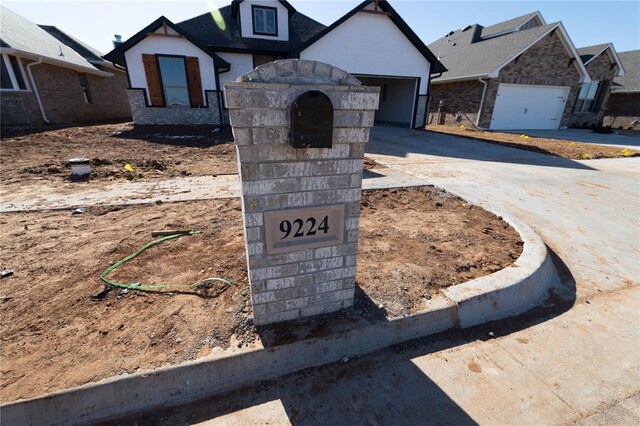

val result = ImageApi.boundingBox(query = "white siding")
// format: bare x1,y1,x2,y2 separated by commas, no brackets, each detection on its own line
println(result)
217,52,255,93
239,0,289,41
299,11,431,94
124,35,218,102
357,76,417,124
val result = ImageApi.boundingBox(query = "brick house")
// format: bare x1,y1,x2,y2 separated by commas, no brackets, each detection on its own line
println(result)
569,44,625,128
427,12,592,130
604,50,639,130
103,0,445,128
0,6,130,126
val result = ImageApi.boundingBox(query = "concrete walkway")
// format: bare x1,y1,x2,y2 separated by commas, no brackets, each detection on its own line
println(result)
0,167,424,212
142,127,639,424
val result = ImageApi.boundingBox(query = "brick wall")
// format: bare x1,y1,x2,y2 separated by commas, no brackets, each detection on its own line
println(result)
30,62,131,124
226,59,379,325
128,89,222,126
0,91,43,126
569,52,618,128
428,30,582,129
427,80,484,127
603,93,640,129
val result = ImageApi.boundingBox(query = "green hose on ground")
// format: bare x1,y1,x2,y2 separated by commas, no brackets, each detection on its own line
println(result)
100,230,233,293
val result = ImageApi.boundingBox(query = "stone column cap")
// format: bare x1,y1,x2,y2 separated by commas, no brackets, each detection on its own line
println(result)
235,59,362,87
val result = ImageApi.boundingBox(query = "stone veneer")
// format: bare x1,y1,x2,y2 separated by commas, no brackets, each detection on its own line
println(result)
127,89,222,126
226,59,379,325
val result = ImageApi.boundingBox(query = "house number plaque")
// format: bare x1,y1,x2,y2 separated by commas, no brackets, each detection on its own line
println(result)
264,205,345,254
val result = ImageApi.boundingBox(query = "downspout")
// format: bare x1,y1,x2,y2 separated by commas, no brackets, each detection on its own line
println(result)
26,57,50,124
476,78,488,128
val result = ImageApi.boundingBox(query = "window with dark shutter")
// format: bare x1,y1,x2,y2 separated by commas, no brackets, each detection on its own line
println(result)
142,54,164,106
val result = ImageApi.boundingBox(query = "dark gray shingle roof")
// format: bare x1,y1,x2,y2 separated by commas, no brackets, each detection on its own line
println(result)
480,12,539,38
0,6,105,73
612,50,640,92
429,23,557,81
39,25,105,63
176,4,326,54
577,44,610,64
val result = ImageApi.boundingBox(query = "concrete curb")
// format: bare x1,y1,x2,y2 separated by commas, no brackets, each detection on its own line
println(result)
0,203,560,425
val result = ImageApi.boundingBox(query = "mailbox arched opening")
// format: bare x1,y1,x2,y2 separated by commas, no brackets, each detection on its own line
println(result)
290,90,334,149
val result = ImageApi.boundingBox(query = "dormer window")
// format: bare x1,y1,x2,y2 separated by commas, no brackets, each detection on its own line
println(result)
252,5,277,36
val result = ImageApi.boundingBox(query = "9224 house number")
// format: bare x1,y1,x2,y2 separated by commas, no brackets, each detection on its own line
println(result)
263,205,345,254
279,216,329,239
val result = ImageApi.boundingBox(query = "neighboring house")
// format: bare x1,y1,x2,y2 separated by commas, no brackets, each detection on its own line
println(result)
569,43,625,128
103,0,445,128
604,50,639,130
427,12,591,130
0,6,131,126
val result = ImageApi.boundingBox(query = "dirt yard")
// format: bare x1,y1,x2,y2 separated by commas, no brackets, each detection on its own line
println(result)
0,186,521,402
0,123,236,189
426,124,640,160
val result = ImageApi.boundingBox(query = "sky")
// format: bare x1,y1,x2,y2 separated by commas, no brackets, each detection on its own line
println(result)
3,0,639,55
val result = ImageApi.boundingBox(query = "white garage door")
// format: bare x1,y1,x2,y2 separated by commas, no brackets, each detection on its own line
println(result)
490,84,570,130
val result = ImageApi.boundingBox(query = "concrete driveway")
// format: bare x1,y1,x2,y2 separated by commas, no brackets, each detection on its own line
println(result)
147,127,640,424
505,128,640,148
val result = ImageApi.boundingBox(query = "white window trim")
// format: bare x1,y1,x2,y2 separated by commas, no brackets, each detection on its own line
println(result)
1,54,31,92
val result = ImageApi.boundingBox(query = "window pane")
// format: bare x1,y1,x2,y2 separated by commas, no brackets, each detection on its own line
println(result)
586,81,600,100
158,57,187,87
158,56,189,106
583,99,595,112
1,57,12,89
577,83,589,100
573,98,585,112
9,56,26,89
255,10,264,32
164,87,189,106
266,10,276,33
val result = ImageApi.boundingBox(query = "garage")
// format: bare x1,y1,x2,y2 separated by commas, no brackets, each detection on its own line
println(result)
490,84,570,130
356,75,418,127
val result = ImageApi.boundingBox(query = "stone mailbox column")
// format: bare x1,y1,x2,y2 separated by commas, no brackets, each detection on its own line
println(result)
225,59,379,325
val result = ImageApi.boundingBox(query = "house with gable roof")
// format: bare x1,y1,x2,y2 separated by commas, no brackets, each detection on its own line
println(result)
0,6,130,126
103,0,445,128
604,50,639,130
427,12,606,130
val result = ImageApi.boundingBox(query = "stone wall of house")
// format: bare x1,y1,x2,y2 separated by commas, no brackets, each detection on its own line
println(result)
427,80,485,128
569,52,619,128
0,91,43,126
428,30,582,129
128,89,222,126
226,59,379,325
603,93,640,129
31,62,131,124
